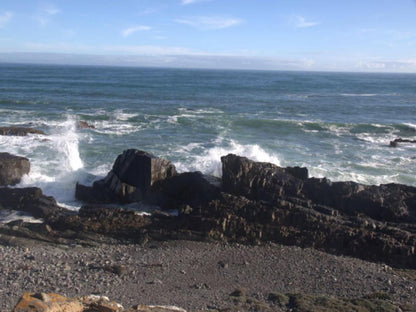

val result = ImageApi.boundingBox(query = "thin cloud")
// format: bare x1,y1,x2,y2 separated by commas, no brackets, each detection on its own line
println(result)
122,25,151,38
139,7,159,16
292,15,319,28
181,0,212,5
0,11,13,28
35,4,61,26
175,16,243,30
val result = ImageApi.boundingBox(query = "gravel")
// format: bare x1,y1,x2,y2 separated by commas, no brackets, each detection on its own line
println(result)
1,240,415,311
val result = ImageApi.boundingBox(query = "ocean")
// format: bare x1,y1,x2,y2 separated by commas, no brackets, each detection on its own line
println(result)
0,63,415,211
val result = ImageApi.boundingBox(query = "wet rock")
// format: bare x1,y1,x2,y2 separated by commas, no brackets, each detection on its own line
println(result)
0,187,65,219
76,149,177,204
77,120,95,129
0,126,45,136
0,153,30,186
390,138,416,147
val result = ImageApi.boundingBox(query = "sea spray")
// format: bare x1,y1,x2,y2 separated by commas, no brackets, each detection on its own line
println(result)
175,139,281,177
19,115,86,209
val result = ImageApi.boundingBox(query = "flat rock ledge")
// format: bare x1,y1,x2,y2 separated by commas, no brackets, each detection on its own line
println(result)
13,293,186,312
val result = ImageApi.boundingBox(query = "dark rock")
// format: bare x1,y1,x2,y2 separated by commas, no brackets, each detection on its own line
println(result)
76,149,177,203
302,179,416,223
77,120,95,129
221,154,307,202
189,192,416,268
0,126,45,136
390,137,416,147
0,153,30,186
152,171,221,211
222,154,416,223
0,187,64,219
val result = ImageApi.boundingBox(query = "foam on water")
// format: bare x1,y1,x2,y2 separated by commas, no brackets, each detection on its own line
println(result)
175,139,281,177
15,115,87,209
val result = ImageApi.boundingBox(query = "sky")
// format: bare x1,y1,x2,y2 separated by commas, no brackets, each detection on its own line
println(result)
0,0,416,72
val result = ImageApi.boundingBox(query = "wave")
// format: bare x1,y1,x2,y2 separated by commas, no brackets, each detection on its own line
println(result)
174,139,281,177
340,93,377,97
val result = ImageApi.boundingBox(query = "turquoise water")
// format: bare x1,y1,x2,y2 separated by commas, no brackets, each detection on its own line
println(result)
0,63,415,208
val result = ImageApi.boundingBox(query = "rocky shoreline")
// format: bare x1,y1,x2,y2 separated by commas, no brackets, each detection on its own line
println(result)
1,128,416,311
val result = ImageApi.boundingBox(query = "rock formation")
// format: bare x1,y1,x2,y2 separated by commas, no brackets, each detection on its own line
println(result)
0,187,66,219
76,149,177,203
0,153,30,186
2,151,416,269
0,127,45,136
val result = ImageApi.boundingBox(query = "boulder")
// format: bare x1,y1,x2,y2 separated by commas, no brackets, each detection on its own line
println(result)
0,126,45,136
0,187,64,220
13,293,186,312
0,153,30,186
12,293,83,312
221,153,307,202
76,150,177,203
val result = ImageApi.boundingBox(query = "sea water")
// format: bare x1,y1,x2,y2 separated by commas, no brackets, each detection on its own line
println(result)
0,63,415,211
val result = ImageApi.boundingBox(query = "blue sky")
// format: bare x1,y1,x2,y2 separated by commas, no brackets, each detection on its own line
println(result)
0,0,416,72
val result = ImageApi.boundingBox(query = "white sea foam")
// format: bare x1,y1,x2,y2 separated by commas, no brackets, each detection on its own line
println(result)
340,93,377,97
12,115,87,208
0,210,43,224
113,109,139,121
175,139,280,177
403,122,416,131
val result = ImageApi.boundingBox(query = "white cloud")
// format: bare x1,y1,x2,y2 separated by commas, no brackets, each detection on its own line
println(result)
0,11,13,28
122,25,151,38
181,0,212,5
175,16,243,30
292,15,319,28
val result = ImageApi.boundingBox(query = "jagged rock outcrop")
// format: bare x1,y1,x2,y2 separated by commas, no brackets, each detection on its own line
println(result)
76,149,177,203
13,293,187,312
4,151,416,269
221,154,416,223
221,153,308,201
0,153,30,186
0,187,65,220
0,127,45,136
